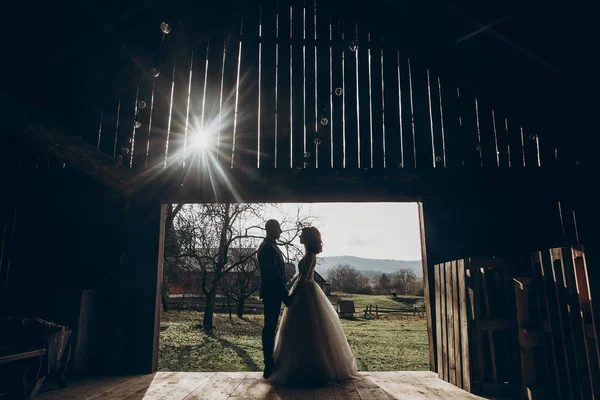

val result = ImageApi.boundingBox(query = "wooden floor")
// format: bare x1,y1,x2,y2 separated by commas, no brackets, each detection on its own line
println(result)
36,371,489,399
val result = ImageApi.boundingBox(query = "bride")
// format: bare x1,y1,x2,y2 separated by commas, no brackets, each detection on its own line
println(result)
269,226,358,385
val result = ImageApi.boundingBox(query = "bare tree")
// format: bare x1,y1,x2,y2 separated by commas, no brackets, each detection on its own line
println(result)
169,203,317,332
378,273,391,294
219,249,260,318
327,264,370,294
393,268,417,295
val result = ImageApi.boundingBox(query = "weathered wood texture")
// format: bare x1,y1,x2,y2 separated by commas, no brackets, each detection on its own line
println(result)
434,257,520,397
71,1,558,176
36,371,489,400
520,246,600,400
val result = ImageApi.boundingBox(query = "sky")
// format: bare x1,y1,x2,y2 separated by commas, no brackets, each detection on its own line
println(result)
264,203,422,261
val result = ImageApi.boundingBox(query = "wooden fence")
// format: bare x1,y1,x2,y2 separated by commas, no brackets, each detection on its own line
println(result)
514,245,600,400
81,0,553,175
363,304,425,318
434,257,520,397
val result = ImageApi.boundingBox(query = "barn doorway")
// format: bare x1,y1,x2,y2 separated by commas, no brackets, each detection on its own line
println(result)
157,202,428,373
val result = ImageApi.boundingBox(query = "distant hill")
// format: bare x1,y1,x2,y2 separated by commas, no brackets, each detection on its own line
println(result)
316,256,423,278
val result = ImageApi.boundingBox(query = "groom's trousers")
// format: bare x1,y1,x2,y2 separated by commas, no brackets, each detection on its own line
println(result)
262,299,282,368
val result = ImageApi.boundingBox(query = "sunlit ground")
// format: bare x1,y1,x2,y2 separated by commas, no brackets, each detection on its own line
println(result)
159,294,429,372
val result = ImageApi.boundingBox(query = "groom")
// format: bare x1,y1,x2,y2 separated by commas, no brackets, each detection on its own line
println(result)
257,219,292,378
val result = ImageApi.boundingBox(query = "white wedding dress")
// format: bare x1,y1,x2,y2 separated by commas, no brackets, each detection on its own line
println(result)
269,253,359,385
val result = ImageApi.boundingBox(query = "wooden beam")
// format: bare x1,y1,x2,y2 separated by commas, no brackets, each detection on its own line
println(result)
419,202,437,371
0,93,134,195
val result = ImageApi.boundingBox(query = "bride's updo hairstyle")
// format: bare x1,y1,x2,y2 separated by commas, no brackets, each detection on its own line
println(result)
301,226,323,254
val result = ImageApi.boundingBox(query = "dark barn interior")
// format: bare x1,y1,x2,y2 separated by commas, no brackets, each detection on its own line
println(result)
1,0,598,399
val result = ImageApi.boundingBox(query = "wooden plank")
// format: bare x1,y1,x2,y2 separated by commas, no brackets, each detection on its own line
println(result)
313,0,330,169
556,247,593,399
344,19,359,170
240,378,272,399
369,33,384,169
0,348,45,363
185,372,249,400
457,259,470,391
325,8,350,170
266,385,292,400
87,374,166,400
381,46,400,170
290,386,313,400
435,264,443,375
572,247,600,398
304,0,317,169
550,249,582,400
470,262,484,388
451,260,462,389
313,385,335,400
408,59,432,169
531,251,562,397
418,202,436,372
539,250,573,399
398,55,414,169
291,0,305,170
579,245,600,373
427,70,445,168
479,268,498,384
258,0,277,170
277,0,292,169
445,262,456,385
332,380,361,400
238,4,261,170
440,261,448,381
37,376,134,400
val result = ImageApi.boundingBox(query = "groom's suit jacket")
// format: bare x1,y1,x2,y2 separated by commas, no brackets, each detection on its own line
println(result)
257,238,288,302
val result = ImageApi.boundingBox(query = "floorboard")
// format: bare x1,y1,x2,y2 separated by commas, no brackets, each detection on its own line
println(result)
36,371,490,400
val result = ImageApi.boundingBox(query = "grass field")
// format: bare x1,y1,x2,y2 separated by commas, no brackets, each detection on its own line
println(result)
159,294,429,372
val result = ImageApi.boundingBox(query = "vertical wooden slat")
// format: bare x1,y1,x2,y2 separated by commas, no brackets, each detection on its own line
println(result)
130,86,139,168
581,245,600,382
230,19,245,168
260,1,277,170
457,91,478,168
112,99,122,159
418,203,436,372
440,261,448,381
458,259,470,391
304,0,316,168
572,247,600,398
438,80,460,168
398,56,414,169
541,250,573,399
163,64,176,168
470,263,485,388
480,268,498,384
435,264,443,375
427,71,444,168
277,1,291,168
382,47,400,169
532,251,564,398
330,11,343,170
239,6,260,169
409,60,431,169
452,260,462,389
344,20,359,169
558,247,594,399
369,33,384,169
291,1,304,169
476,100,497,168
554,248,592,399
168,54,192,169
315,1,330,169
446,261,456,385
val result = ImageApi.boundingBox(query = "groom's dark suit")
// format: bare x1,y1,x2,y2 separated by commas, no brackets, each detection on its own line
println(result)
257,237,289,372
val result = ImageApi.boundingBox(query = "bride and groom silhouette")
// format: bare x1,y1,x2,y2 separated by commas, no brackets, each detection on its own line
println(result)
257,219,358,385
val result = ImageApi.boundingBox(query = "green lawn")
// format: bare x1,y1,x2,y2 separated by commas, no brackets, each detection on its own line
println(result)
159,295,429,372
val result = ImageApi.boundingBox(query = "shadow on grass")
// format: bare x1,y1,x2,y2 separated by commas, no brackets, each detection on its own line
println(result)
391,297,421,306
208,333,261,371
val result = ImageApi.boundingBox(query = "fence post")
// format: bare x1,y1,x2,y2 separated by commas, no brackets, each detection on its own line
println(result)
376,305,379,319
364,307,368,318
